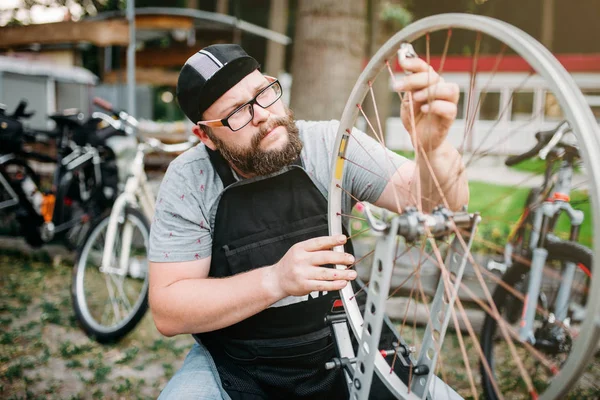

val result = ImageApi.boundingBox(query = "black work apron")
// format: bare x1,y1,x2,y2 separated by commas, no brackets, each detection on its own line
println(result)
195,149,348,400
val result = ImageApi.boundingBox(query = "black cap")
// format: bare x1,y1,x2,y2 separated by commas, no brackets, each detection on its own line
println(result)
176,44,260,123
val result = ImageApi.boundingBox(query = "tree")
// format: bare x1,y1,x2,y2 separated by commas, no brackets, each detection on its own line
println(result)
289,0,367,121
264,0,288,77
362,0,412,140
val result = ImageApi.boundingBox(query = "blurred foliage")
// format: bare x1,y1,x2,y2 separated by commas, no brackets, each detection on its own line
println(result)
1,0,193,26
379,2,413,31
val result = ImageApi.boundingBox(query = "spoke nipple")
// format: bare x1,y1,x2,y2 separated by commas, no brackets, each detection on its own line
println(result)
530,390,539,400
345,128,351,134
356,104,362,110
380,349,395,357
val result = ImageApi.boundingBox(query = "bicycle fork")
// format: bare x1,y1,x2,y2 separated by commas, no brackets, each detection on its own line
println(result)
519,200,584,343
99,191,137,276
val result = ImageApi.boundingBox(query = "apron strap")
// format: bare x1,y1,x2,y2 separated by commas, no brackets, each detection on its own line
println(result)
206,147,237,187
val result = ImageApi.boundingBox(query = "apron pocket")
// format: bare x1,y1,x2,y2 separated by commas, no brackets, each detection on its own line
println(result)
223,221,329,275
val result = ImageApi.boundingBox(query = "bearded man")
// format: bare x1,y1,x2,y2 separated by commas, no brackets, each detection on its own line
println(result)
149,43,468,399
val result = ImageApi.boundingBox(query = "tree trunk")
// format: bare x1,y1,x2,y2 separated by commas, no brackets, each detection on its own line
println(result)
216,0,229,15
540,0,555,50
289,0,367,121
265,0,289,77
363,0,409,140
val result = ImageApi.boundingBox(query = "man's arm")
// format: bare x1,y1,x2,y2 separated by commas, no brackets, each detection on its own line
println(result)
150,257,280,336
374,57,469,212
149,235,357,336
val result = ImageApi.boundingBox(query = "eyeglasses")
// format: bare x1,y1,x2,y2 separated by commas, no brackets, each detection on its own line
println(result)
197,78,283,132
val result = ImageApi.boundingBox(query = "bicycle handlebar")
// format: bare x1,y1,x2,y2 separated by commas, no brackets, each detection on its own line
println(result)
504,121,572,166
505,140,546,166
92,97,139,129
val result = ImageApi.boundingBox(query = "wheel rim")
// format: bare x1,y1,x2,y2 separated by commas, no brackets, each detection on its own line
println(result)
328,13,600,400
75,211,149,335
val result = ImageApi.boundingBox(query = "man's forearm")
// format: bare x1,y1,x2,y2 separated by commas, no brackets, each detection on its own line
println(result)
417,141,469,211
151,265,283,336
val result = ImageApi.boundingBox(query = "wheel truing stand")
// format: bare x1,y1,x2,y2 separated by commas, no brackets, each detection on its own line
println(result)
328,206,479,400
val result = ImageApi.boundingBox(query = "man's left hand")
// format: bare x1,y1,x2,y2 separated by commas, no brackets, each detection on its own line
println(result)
394,57,460,153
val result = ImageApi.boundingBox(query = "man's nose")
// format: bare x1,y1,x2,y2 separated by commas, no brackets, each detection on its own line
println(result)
251,103,270,125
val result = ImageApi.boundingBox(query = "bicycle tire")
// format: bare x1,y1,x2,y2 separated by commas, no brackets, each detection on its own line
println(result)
72,206,150,343
60,165,110,251
480,239,593,399
327,13,600,400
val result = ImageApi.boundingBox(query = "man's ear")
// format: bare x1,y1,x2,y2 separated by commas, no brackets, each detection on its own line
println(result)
192,124,217,150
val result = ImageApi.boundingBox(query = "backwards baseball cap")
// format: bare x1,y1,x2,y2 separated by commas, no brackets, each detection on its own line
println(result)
176,44,260,123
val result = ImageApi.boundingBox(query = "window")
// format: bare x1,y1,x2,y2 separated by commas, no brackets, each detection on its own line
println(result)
582,89,600,122
544,92,564,121
511,91,534,121
456,90,465,120
479,91,501,121
390,91,401,118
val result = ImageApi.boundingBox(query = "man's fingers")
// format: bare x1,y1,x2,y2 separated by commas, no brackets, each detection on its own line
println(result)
301,235,346,252
412,82,459,104
310,279,351,292
310,250,354,267
420,100,458,120
394,69,441,93
399,57,431,74
309,265,357,282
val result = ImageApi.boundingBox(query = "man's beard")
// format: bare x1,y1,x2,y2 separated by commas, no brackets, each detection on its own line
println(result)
207,108,303,176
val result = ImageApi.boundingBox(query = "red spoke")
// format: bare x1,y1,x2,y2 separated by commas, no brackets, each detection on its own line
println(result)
461,32,482,153
348,249,375,270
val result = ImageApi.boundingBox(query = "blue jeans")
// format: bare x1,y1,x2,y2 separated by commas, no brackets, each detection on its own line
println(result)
158,341,231,400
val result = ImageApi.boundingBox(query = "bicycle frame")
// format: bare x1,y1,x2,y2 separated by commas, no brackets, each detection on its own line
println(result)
99,136,195,276
0,154,23,211
511,154,585,343
100,141,155,276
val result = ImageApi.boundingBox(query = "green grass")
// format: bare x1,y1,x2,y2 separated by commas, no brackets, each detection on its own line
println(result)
508,157,582,175
507,157,547,174
0,250,194,399
468,181,592,248
394,149,415,159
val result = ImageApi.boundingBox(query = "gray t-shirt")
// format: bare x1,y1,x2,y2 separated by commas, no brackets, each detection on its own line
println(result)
148,120,406,263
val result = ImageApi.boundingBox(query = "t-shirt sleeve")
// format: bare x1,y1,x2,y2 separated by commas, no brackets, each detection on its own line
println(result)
148,165,212,263
302,120,408,205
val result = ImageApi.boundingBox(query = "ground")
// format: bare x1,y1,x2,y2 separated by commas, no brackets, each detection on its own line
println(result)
0,249,194,400
1,247,598,399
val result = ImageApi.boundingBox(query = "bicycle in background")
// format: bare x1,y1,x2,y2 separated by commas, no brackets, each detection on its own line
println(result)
479,120,593,399
0,100,124,249
71,97,197,343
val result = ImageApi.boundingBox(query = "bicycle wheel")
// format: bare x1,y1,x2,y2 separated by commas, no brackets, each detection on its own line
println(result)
327,13,600,400
72,206,150,343
480,239,593,399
